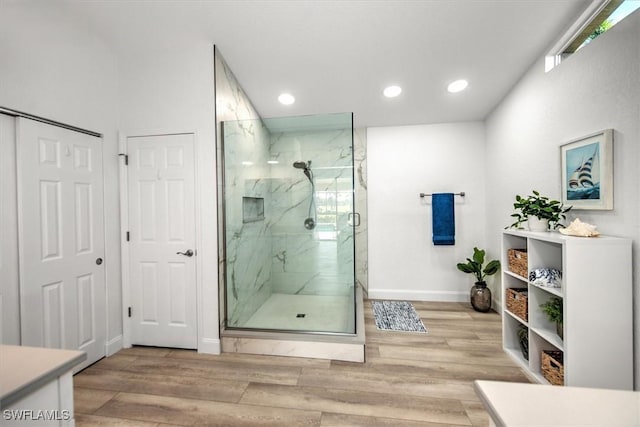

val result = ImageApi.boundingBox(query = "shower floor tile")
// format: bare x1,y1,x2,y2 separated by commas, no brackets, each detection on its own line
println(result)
242,293,352,333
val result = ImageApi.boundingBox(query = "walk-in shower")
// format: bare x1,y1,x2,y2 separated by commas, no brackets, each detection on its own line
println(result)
220,112,357,338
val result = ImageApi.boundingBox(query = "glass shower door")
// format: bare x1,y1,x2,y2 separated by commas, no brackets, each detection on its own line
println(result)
222,113,356,334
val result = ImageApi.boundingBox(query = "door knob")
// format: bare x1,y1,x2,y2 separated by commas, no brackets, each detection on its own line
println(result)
176,249,194,257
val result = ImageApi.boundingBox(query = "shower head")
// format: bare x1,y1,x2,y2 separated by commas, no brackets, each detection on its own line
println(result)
293,160,313,183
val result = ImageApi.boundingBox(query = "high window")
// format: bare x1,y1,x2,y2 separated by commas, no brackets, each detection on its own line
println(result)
546,0,640,72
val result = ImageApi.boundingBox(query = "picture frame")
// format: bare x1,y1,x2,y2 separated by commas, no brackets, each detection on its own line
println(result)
560,129,613,210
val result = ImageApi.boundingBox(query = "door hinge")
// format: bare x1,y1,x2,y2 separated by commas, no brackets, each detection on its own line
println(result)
119,153,129,165
128,307,132,318
126,231,130,241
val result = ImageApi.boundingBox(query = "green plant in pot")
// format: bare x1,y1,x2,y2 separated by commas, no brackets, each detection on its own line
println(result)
456,247,501,313
540,296,563,339
508,190,572,231
517,324,529,361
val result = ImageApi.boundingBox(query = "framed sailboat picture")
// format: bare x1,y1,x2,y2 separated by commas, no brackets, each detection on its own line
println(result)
560,129,613,210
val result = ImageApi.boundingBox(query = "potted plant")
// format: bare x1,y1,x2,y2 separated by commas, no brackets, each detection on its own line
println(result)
508,190,572,231
540,297,563,339
517,324,529,361
456,247,501,312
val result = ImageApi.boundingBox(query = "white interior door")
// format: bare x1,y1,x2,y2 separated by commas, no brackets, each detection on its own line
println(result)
127,133,197,349
17,118,106,371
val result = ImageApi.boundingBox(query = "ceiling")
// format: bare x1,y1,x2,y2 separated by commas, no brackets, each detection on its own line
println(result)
61,0,590,128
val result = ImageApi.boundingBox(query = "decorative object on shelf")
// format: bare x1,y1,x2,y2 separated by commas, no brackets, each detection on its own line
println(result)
507,248,528,278
506,288,528,321
456,247,500,312
529,268,562,288
540,296,563,339
541,350,564,386
527,216,548,232
517,324,529,361
561,129,613,211
507,190,572,231
558,218,600,237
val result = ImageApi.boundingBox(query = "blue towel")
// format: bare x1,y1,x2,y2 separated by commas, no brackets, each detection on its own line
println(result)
432,193,455,245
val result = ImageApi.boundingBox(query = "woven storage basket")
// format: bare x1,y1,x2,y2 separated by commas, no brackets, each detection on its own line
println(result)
505,288,528,321
541,350,564,386
507,248,528,278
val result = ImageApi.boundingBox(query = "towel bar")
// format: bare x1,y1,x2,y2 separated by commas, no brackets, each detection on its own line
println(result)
420,192,465,198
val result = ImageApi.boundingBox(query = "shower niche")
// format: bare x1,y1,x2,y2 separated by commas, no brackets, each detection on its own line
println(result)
221,112,358,340
242,197,264,223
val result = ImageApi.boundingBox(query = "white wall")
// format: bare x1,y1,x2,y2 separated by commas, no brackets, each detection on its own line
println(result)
0,1,122,350
367,122,491,301
118,43,219,353
485,11,640,388
1,2,220,354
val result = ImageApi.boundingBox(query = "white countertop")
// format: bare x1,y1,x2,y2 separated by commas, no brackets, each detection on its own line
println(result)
474,380,640,427
0,345,86,407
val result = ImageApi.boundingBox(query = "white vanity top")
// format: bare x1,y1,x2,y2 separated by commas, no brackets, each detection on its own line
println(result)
474,380,640,426
0,345,86,407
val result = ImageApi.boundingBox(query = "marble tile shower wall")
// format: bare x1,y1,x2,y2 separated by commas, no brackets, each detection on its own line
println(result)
353,128,368,295
223,119,274,327
269,129,355,297
215,49,273,327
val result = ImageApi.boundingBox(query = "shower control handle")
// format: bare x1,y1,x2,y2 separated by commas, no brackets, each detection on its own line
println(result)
176,249,194,257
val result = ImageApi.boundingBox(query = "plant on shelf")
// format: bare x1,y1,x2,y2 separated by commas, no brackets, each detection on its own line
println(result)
517,324,529,361
456,247,501,313
507,190,572,231
540,296,563,339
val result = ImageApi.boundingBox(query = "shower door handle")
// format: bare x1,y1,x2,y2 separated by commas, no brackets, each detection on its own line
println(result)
348,212,361,227
177,249,194,257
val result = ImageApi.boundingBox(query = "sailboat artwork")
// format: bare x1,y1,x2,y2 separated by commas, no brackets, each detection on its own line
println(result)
561,129,613,210
567,142,600,200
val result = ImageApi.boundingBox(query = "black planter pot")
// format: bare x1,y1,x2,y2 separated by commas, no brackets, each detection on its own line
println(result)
470,281,492,312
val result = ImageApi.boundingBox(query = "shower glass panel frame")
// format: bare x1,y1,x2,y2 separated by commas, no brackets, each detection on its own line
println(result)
221,112,356,335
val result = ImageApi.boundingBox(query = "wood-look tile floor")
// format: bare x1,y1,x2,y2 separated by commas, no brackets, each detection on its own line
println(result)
74,301,531,426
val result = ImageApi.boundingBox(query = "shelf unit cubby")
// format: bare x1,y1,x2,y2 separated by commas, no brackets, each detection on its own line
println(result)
501,229,633,390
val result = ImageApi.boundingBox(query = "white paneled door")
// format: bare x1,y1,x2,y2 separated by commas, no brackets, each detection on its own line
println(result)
17,118,106,371
127,134,197,348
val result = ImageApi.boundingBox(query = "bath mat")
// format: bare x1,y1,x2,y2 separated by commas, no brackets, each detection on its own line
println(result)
372,301,427,333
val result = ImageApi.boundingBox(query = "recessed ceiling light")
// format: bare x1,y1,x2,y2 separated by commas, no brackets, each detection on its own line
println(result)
267,160,279,165
447,79,469,93
241,161,253,166
278,93,295,105
383,85,402,98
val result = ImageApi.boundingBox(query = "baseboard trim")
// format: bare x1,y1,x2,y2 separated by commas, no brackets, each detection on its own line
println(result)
105,335,123,356
367,289,467,302
199,337,221,354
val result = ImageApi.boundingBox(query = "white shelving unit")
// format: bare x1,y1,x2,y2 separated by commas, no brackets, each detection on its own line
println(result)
501,229,633,390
